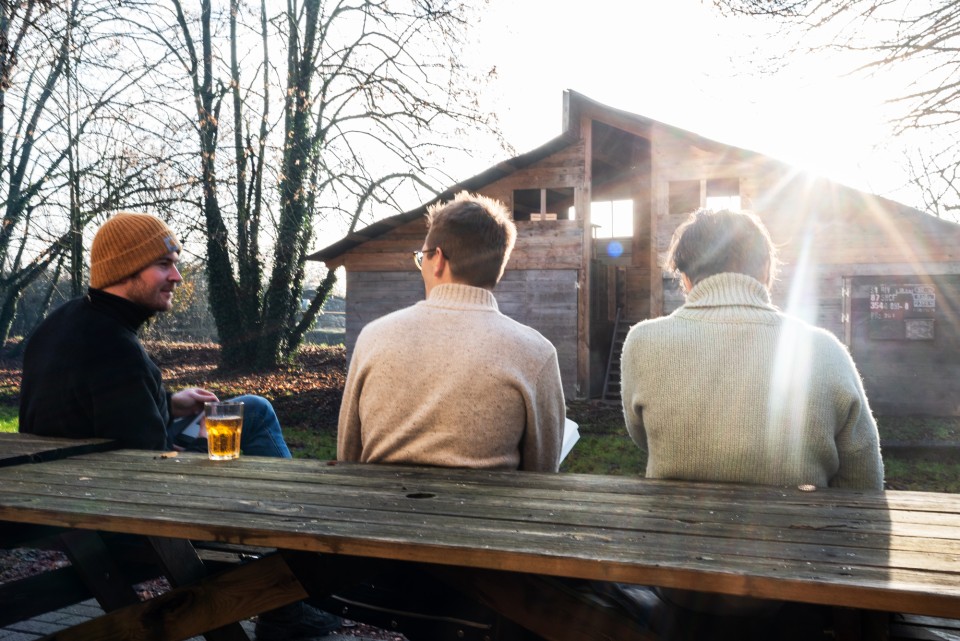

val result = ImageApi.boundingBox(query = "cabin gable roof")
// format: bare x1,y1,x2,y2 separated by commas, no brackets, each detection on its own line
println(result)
309,90,954,267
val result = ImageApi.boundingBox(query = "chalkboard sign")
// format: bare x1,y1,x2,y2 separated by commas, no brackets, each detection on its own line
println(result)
868,284,936,340
905,318,935,340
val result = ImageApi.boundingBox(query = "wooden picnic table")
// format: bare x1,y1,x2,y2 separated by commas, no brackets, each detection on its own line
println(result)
0,432,116,468
0,448,959,641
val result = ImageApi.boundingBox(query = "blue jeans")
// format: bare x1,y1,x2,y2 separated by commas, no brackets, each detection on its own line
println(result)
169,394,291,458
232,395,292,458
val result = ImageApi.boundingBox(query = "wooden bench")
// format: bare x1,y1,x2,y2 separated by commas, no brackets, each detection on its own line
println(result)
1,449,959,641
890,614,960,641
0,432,116,468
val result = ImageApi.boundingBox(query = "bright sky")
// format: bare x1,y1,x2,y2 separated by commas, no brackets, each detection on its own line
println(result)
462,0,918,208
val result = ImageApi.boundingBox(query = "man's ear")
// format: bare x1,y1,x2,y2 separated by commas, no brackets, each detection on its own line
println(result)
432,247,448,279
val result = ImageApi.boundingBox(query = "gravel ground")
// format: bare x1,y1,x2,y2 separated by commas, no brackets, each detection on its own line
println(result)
0,546,408,640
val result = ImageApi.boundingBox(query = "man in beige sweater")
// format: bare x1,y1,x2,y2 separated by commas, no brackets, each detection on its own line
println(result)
334,193,564,639
337,192,564,472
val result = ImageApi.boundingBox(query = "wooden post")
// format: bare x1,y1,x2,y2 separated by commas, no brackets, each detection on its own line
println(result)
648,141,664,318
576,116,593,399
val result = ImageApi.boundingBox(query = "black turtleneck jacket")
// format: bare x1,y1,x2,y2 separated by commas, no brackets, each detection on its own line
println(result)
19,288,172,450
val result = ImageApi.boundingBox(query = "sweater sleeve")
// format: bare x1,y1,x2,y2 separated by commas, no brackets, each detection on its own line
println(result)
620,328,648,451
831,347,885,490
520,350,565,472
337,339,366,462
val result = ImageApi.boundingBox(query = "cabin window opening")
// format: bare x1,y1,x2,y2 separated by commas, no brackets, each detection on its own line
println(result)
512,188,574,221
706,178,741,211
591,200,633,239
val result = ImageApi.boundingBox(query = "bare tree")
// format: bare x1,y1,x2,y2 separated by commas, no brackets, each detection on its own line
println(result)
137,0,498,369
0,0,192,344
713,0,960,217
907,141,960,219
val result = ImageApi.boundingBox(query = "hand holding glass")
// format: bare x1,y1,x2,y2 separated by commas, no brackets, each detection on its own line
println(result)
204,401,244,460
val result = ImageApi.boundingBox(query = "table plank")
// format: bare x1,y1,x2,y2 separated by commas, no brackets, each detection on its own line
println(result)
0,433,116,468
4,467,959,578
7,453,960,560
1,450,959,618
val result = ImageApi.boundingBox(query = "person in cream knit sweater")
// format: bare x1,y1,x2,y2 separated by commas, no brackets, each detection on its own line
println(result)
337,192,565,472
622,209,883,490
618,209,883,636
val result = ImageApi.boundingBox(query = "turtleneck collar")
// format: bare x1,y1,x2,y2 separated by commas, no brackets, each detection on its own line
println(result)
424,283,499,311
685,272,772,307
87,288,155,332
674,272,778,322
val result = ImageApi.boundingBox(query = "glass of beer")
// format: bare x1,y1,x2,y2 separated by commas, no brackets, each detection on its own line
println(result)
204,401,244,460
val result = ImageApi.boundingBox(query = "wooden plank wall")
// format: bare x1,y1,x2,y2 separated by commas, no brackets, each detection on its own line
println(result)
342,219,582,272
344,271,425,354
650,126,769,257
344,269,579,397
479,142,586,211
758,175,960,268
849,273,960,416
496,270,579,394
341,219,428,272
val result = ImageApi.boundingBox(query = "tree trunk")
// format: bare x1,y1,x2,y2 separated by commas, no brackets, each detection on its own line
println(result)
286,270,336,360
256,0,321,369
183,0,251,369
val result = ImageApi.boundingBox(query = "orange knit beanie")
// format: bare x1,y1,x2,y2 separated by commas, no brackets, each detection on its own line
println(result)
90,213,181,289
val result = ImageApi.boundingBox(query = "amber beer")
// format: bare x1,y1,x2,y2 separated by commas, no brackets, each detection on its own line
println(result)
204,401,244,460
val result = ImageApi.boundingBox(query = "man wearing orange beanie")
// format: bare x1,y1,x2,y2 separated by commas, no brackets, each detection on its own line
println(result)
19,212,342,639
19,212,295,455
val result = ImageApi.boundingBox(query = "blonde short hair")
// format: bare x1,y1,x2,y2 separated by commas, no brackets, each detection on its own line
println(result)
424,192,516,289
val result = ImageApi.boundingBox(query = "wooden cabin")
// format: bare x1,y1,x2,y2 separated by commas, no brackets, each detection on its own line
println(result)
309,90,960,416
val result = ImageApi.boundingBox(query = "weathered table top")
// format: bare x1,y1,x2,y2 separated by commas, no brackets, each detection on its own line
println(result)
0,449,958,619
0,432,116,468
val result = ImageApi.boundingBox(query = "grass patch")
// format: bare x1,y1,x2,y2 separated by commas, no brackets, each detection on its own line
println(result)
884,454,960,493
560,432,646,476
282,425,337,460
0,405,16,433
877,416,960,442
566,401,623,434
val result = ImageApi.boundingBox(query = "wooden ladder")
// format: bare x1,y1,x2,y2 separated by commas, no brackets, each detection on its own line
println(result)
602,307,629,403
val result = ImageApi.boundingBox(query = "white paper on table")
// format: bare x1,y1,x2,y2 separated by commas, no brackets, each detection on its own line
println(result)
560,418,580,463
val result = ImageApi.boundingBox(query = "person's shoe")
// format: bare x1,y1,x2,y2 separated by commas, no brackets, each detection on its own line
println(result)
255,601,342,640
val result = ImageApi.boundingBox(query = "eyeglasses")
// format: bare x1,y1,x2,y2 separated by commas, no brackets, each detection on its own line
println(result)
412,248,439,270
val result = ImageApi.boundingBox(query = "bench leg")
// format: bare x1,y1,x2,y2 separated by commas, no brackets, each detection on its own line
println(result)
149,536,251,641
34,553,306,641
833,607,890,641
58,530,141,611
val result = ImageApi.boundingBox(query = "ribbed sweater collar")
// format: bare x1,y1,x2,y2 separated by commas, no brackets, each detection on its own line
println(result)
86,287,155,332
674,272,777,322
424,283,499,311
